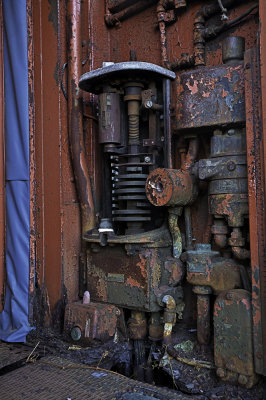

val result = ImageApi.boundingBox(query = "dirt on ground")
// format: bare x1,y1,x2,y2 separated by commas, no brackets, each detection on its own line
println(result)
25,322,266,400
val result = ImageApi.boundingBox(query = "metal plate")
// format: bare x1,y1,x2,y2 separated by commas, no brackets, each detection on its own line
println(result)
79,62,176,93
0,342,30,369
175,63,245,131
0,356,191,400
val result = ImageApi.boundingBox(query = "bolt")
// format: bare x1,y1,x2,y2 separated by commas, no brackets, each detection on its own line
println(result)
227,161,236,171
145,156,151,163
226,292,233,300
71,326,82,341
145,100,153,108
238,374,248,386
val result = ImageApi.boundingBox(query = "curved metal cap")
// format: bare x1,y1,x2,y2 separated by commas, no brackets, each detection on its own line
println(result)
79,61,176,93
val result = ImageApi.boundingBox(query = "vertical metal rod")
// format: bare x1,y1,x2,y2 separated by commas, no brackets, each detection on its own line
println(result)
67,0,95,235
197,294,211,345
184,206,193,249
163,78,172,169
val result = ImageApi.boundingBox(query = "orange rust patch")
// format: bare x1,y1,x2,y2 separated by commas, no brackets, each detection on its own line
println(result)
136,254,147,279
186,78,198,95
126,277,141,288
242,297,251,310
222,88,228,98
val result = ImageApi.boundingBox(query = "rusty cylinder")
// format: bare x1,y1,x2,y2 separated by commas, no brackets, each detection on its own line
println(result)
146,168,198,207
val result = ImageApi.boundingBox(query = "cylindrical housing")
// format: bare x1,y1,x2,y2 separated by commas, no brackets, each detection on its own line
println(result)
222,36,245,64
145,168,197,207
98,92,121,144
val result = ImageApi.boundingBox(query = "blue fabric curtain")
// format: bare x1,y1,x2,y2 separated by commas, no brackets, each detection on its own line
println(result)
0,0,32,341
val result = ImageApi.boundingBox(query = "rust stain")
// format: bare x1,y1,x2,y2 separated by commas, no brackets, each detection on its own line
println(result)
126,277,142,288
136,254,147,279
222,88,228,98
186,78,198,94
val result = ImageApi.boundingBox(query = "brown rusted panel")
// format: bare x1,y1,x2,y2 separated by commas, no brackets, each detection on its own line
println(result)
64,301,120,343
244,46,266,375
0,1,5,313
62,204,80,303
87,246,152,310
86,244,182,312
175,63,245,131
33,0,63,312
213,289,257,388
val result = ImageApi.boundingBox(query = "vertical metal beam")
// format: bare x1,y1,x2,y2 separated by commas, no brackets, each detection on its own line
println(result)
0,0,5,313
163,78,172,169
245,46,266,375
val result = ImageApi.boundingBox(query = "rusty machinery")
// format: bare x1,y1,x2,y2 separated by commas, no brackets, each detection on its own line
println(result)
64,61,185,378
64,2,260,389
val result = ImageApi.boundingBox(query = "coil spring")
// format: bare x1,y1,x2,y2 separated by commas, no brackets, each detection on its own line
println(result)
128,114,140,145
111,154,151,223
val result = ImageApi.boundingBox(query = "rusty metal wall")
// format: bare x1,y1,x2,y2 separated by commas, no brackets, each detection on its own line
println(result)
28,2,266,379
0,1,5,313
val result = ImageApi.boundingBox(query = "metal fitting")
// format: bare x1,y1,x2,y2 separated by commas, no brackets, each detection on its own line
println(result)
146,168,198,207
162,295,176,345
128,311,147,340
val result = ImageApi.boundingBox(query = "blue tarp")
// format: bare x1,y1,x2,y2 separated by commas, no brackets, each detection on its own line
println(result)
0,0,32,341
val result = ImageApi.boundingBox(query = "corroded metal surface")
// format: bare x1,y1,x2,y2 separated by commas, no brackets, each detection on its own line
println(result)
79,62,175,94
186,244,241,294
86,244,183,312
175,63,245,131
0,356,192,400
214,289,257,388
244,47,266,375
146,168,197,207
64,301,120,343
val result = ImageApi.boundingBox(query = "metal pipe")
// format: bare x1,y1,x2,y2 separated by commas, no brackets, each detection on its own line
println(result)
169,54,195,71
105,0,156,27
184,206,193,249
163,78,172,169
157,0,174,66
67,0,95,235
162,295,176,345
194,0,239,66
